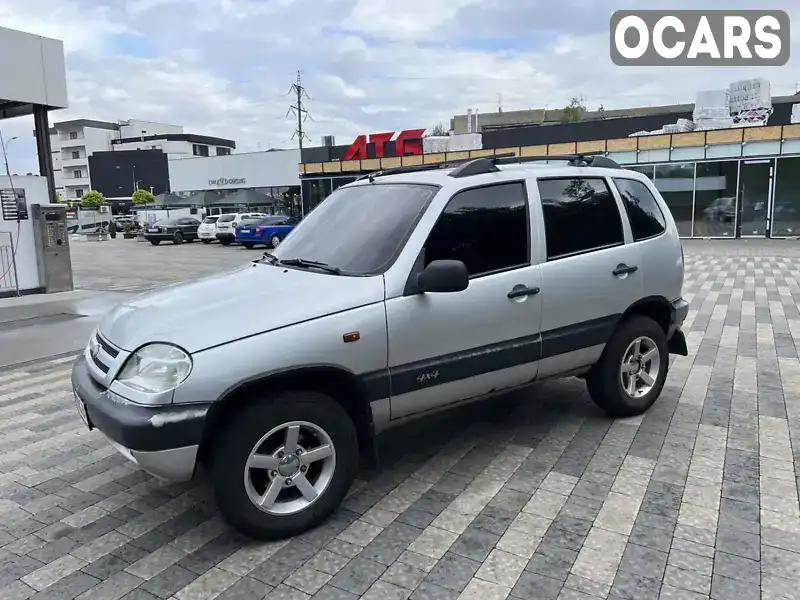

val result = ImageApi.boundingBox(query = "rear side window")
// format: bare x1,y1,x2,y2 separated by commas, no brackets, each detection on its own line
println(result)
538,177,624,260
424,182,529,277
613,178,667,241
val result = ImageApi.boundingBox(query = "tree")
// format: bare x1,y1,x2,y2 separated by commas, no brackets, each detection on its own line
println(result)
132,189,155,205
55,192,65,203
79,190,105,207
426,122,447,137
561,97,586,123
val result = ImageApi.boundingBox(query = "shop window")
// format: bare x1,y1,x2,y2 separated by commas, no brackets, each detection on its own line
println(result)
773,157,800,237
654,163,694,237
692,161,738,238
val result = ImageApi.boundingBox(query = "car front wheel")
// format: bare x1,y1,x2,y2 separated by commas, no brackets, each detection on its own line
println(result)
173,232,184,245
211,390,358,540
586,315,669,417
202,239,212,244
149,240,160,245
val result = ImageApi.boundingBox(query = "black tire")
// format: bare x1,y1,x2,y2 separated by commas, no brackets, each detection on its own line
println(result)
149,240,160,245
186,236,195,243
220,238,232,246
586,315,669,418
202,239,212,244
173,232,184,245
243,243,255,249
212,390,359,540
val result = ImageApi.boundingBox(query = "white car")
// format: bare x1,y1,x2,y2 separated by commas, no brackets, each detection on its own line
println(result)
198,216,221,243
215,212,267,246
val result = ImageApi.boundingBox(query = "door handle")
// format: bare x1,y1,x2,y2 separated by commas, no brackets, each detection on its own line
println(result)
508,286,540,299
613,263,638,276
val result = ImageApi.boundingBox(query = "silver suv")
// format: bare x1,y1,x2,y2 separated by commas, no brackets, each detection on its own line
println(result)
72,154,689,540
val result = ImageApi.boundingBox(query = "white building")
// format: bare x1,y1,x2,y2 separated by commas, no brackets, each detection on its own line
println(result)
167,149,301,214
49,119,235,199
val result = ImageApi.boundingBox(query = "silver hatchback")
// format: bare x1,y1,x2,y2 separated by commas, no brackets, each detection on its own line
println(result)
72,154,689,540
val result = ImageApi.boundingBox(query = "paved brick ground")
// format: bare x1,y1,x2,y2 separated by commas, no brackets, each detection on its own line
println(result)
0,244,799,599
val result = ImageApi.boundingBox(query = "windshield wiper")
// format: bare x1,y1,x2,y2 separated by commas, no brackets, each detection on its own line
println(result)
279,258,342,275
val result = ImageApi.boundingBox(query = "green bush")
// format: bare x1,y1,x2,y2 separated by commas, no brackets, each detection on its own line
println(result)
132,189,156,205
79,190,105,207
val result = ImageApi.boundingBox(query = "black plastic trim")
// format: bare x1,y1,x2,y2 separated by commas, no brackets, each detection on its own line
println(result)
72,356,209,452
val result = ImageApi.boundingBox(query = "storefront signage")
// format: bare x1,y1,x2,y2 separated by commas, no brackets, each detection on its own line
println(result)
208,177,246,186
343,129,426,161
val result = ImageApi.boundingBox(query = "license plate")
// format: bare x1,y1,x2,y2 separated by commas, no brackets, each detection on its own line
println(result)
148,228,159,233
240,229,250,234
74,391,90,429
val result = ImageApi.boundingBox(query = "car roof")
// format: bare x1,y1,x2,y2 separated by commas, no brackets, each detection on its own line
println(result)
344,161,649,191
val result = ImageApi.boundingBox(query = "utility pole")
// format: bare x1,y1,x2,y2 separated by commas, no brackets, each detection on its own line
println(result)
288,70,312,150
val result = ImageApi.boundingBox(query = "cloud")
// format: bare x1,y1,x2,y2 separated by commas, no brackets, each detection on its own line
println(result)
1,0,799,175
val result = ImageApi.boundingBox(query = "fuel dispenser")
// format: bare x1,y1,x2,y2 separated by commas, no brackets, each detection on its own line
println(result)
31,204,73,292
0,175,73,296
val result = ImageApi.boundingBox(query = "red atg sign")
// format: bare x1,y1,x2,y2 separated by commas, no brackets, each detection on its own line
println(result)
342,129,426,161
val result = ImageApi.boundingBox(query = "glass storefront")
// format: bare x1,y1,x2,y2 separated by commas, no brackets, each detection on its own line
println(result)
654,163,694,237
693,161,738,238
772,157,800,237
301,155,800,238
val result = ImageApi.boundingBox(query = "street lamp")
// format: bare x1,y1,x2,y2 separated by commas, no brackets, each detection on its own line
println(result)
0,134,18,177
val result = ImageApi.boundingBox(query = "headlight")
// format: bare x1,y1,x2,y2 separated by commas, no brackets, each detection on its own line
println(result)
117,343,192,394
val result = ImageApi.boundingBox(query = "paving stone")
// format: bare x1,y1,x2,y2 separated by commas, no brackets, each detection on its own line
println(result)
2,247,799,598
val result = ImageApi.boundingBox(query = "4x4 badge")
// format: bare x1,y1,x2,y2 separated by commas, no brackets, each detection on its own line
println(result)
416,370,439,384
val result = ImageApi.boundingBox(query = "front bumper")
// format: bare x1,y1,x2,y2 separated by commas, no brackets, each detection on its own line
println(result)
71,354,210,482
144,233,176,242
667,297,689,356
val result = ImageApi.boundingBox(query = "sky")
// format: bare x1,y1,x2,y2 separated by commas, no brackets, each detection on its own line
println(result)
1,0,799,174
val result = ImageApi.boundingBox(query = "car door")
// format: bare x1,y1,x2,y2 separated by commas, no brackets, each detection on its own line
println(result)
533,176,643,378
384,181,544,421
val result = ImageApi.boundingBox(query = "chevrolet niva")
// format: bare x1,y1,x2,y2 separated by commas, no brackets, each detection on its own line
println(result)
72,154,689,539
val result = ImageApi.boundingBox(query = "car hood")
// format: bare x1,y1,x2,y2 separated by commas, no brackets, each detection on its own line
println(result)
98,263,386,353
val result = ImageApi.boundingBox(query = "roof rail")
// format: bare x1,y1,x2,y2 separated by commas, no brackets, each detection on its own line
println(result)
355,151,621,182
493,153,622,169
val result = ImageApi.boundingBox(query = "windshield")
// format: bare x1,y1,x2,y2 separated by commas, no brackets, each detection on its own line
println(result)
272,183,437,275
218,214,236,222
202,217,219,224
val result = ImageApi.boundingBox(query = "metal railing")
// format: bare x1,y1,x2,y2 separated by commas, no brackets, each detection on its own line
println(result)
0,231,20,296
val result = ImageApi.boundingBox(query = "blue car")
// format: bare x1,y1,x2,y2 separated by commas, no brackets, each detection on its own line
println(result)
235,215,298,249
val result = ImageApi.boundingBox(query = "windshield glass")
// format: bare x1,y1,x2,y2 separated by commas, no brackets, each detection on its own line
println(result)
218,214,236,222
202,217,219,224
272,183,437,275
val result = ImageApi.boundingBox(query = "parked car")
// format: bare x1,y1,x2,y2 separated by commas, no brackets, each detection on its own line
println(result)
235,215,298,249
198,216,221,244
72,154,688,540
215,212,267,245
144,217,202,245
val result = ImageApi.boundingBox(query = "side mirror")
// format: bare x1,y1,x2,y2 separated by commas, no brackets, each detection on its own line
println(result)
416,260,469,293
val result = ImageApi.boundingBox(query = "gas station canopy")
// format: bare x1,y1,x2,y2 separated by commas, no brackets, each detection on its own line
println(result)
0,26,67,119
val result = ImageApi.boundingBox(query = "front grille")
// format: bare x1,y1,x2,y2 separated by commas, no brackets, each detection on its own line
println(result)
97,334,119,358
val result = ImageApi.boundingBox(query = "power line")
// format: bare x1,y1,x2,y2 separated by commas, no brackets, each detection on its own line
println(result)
287,70,312,150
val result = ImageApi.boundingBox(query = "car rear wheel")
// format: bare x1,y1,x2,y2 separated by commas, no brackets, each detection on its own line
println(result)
243,243,255,249
202,239,212,244
586,315,669,417
173,232,184,245
149,240,160,245
211,390,358,540
220,238,232,246
270,235,282,248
